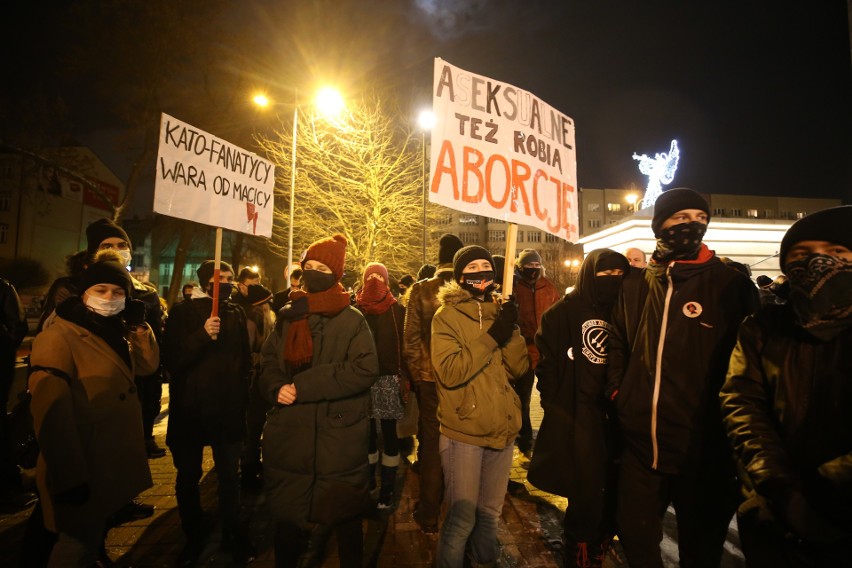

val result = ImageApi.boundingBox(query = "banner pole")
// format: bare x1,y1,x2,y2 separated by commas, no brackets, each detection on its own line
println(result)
210,227,223,340
502,222,519,299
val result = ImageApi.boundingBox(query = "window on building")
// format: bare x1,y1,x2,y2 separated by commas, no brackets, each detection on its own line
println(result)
160,263,172,277
588,219,601,229
488,230,506,242
460,232,478,244
458,215,478,225
763,209,774,218
543,250,556,261
587,202,600,212
607,202,622,213
545,234,560,243
0,223,7,244
437,214,453,226
0,192,10,212
729,209,742,217
747,209,758,218
796,211,806,219
713,208,725,216
527,231,541,243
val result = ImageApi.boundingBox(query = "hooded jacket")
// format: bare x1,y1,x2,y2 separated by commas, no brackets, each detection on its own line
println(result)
430,280,529,450
528,249,629,496
402,264,454,384
606,244,758,473
513,272,561,368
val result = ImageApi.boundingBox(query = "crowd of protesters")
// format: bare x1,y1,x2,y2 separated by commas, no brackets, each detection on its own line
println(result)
0,193,849,567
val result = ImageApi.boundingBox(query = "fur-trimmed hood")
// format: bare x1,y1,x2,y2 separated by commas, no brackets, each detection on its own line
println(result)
436,279,499,307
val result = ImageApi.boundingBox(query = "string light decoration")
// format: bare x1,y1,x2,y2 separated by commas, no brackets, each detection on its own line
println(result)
632,139,680,209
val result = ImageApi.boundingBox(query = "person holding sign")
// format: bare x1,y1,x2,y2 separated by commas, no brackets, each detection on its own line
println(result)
260,234,378,568
430,245,528,568
163,260,254,566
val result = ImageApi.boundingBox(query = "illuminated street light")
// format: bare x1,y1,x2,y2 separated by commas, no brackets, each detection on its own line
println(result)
625,193,639,213
418,110,435,264
252,93,269,108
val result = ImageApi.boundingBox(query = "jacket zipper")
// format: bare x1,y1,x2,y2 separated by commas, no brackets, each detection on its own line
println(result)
651,263,675,470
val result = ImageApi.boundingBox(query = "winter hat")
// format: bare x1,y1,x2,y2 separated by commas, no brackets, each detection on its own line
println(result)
399,274,415,287
86,218,131,254
246,284,273,306
755,275,773,288
453,245,495,283
79,253,132,297
438,233,465,265
595,252,629,273
362,262,389,284
302,233,347,280
516,249,542,268
651,188,710,237
197,260,235,285
417,264,436,280
779,205,852,273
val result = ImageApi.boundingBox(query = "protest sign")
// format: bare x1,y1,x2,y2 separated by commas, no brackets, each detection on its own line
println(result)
430,58,579,243
154,113,275,238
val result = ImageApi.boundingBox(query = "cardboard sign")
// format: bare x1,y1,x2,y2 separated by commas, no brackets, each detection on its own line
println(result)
154,113,275,237
430,59,579,242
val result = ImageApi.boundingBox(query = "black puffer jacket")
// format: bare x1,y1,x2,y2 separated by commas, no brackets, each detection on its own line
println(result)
606,245,758,473
163,298,251,447
720,304,852,535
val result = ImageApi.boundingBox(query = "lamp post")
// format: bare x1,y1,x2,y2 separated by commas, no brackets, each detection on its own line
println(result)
254,88,344,271
418,110,435,265
625,193,639,213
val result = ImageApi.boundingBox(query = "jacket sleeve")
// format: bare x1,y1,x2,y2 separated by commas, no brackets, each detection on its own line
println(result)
162,304,213,377
259,324,288,405
501,330,529,381
720,314,799,494
293,313,379,403
130,323,160,377
402,282,425,383
28,332,89,496
534,302,561,400
605,287,629,401
431,306,500,389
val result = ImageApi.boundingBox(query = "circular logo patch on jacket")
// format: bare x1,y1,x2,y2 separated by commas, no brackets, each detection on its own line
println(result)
682,301,703,318
581,319,610,365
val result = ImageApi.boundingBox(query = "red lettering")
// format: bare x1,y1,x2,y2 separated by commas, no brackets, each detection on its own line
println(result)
532,170,551,221
485,154,510,209
432,140,459,200
462,146,484,203
510,161,531,213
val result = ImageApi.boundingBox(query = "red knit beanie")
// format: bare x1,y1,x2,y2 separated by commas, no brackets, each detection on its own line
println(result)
362,262,388,285
302,233,347,280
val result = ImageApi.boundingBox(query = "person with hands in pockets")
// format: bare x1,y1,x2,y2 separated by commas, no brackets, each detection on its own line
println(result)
430,245,529,568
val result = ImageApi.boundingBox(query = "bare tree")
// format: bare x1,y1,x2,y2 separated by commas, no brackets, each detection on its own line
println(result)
256,95,439,281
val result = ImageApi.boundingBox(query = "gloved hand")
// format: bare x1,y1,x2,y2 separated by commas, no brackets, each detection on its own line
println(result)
487,297,518,347
124,299,147,327
765,485,848,544
278,296,308,320
54,482,91,506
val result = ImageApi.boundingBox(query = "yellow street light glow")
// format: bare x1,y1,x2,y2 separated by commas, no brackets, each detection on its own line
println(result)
250,265,259,273
625,193,638,205
252,93,270,108
315,87,344,118
418,109,436,130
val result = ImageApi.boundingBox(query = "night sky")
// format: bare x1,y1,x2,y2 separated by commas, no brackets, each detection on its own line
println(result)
3,1,851,207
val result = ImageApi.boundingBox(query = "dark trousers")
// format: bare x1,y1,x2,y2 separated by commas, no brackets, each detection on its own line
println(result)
512,367,535,444
243,371,271,471
369,418,399,457
274,518,363,568
415,381,443,524
135,372,163,440
616,448,739,568
1,347,20,487
171,441,242,535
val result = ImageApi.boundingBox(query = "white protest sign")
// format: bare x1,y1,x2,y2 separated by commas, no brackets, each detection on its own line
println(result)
154,113,275,238
430,58,579,242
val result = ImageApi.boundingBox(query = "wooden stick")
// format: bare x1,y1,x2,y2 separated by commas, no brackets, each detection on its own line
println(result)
502,223,519,299
210,227,223,340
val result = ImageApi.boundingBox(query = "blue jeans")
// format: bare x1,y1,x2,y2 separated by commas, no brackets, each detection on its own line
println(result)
436,435,514,568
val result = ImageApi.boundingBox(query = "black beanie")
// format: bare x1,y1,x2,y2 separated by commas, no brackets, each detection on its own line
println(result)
453,245,495,283
516,249,542,268
651,188,710,237
779,205,852,273
86,218,131,254
595,250,630,273
417,264,436,281
197,260,235,285
246,283,273,306
438,234,465,265
79,258,132,297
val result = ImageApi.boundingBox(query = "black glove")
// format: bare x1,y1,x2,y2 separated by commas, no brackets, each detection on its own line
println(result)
487,297,518,347
278,296,308,320
765,485,848,544
124,299,147,327
54,482,91,506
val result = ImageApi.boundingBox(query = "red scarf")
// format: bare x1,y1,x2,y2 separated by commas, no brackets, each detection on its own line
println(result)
282,284,351,368
355,278,397,315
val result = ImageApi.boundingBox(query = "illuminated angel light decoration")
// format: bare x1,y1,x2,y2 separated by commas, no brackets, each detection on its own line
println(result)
632,139,680,209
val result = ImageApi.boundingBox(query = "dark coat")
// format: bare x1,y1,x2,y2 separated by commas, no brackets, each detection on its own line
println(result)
163,297,251,447
259,305,378,527
513,273,561,368
361,302,408,378
606,244,758,474
402,265,454,385
720,304,852,538
528,249,629,497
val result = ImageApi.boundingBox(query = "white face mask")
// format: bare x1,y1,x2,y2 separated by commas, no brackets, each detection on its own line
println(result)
86,295,126,317
116,249,132,267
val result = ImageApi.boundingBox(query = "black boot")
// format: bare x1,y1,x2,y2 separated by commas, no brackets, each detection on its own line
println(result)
377,465,397,509
368,459,377,492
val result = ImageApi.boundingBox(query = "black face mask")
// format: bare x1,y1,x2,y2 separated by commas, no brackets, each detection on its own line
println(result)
183,293,192,302
207,282,234,302
302,269,337,293
460,271,495,296
786,253,852,340
520,267,541,282
654,221,707,261
593,275,622,306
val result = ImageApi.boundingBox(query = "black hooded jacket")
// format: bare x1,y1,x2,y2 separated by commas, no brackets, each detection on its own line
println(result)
527,249,629,496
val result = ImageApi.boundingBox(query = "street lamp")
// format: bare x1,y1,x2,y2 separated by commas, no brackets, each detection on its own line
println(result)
625,193,639,213
418,109,435,264
254,87,344,271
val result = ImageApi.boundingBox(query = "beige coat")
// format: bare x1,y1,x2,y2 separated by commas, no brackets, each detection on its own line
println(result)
29,316,158,533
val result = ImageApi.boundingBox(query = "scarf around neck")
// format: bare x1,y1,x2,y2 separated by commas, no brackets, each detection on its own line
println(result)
355,278,397,315
279,284,351,369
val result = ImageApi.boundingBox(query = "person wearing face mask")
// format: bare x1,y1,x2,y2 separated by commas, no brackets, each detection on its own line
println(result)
86,218,168,461
162,259,254,566
720,205,852,567
605,188,759,568
528,249,629,567
260,234,378,568
28,250,158,566
431,245,529,568
512,248,561,456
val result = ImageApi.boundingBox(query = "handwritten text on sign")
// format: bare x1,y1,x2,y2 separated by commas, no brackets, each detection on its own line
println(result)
430,59,578,242
154,113,275,237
